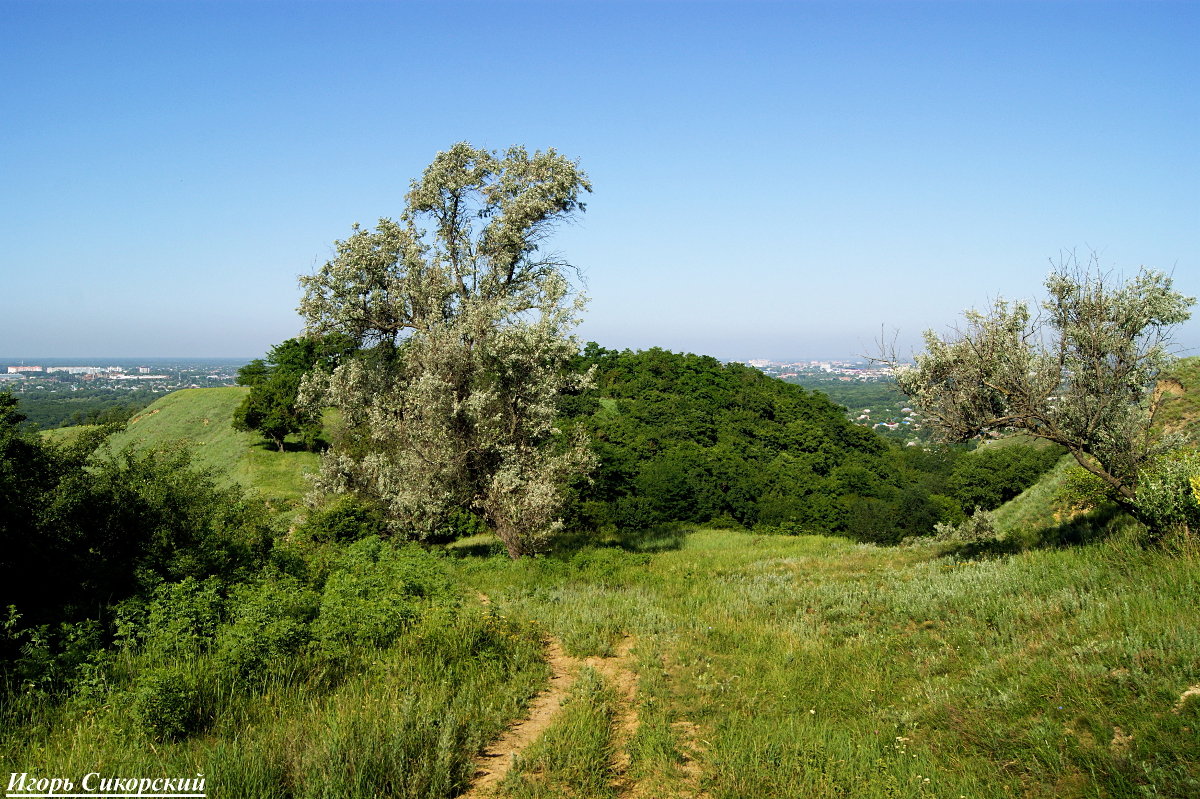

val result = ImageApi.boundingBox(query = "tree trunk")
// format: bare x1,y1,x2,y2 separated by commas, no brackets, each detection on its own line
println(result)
495,520,528,559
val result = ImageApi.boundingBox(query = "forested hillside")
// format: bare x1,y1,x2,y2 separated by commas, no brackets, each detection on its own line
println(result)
561,346,1058,543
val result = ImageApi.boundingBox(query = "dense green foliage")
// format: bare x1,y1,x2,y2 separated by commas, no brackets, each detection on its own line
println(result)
1,391,273,682
949,440,1065,512
233,335,352,451
1,389,546,797
560,346,980,543
11,387,160,430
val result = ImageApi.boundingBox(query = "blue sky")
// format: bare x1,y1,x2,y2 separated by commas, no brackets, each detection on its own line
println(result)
2,0,1197,360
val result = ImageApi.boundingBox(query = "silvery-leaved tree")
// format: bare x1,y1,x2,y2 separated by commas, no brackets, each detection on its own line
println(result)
297,143,594,558
893,258,1193,526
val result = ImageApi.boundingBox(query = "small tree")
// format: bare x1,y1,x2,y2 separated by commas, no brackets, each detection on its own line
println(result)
233,336,351,451
894,258,1193,525
298,143,594,557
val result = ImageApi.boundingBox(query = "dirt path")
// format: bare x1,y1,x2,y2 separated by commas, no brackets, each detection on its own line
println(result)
623,655,709,799
459,636,582,798
460,595,641,798
585,637,640,785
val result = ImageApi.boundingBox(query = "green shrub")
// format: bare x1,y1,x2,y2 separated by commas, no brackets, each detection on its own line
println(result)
216,575,317,680
4,617,105,697
436,506,490,542
1057,461,1113,511
130,665,201,741
1134,449,1200,542
311,538,453,659
927,508,1005,556
298,495,389,543
119,577,225,659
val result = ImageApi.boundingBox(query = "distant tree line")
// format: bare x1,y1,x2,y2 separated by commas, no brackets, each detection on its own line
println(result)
10,388,160,430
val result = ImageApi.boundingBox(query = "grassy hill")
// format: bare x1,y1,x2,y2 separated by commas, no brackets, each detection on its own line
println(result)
8,381,1199,797
104,387,318,511
1158,356,1200,440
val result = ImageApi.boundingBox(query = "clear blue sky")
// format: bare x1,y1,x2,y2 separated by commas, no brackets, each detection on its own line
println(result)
2,0,1197,360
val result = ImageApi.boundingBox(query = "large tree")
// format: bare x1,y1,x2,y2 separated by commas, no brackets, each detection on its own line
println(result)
894,261,1193,522
297,143,593,557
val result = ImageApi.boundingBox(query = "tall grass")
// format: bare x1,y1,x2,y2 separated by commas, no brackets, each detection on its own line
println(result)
7,518,1196,797
500,667,619,798
461,530,1200,798
1,609,547,799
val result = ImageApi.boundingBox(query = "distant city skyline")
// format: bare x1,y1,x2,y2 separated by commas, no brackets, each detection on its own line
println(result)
3,1,1196,359
0,347,883,359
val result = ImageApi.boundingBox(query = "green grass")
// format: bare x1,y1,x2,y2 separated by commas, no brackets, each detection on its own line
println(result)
104,387,318,511
6,522,1196,797
10,400,1200,798
39,423,103,446
501,667,619,798
2,608,549,799
976,433,1063,451
1159,356,1200,435
457,529,1200,798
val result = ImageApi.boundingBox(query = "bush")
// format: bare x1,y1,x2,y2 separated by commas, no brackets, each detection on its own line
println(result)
215,575,317,680
311,538,454,660
119,577,225,659
298,495,389,543
130,665,201,741
933,508,1000,545
925,508,1006,556
3,616,105,697
1134,449,1200,542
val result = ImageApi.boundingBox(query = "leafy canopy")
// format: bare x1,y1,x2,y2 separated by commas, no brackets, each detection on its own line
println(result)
896,258,1194,519
232,335,352,451
298,143,593,557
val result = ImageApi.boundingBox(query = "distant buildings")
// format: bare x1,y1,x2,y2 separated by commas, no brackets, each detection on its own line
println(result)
741,359,901,382
743,358,925,441
2,364,173,385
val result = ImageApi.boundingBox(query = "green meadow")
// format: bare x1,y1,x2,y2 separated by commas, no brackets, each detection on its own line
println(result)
454,527,1199,798
5,387,1198,798
7,532,1198,797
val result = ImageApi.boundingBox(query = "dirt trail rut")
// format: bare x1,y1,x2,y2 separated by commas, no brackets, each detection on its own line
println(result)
460,596,640,797
585,637,640,783
459,637,582,798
